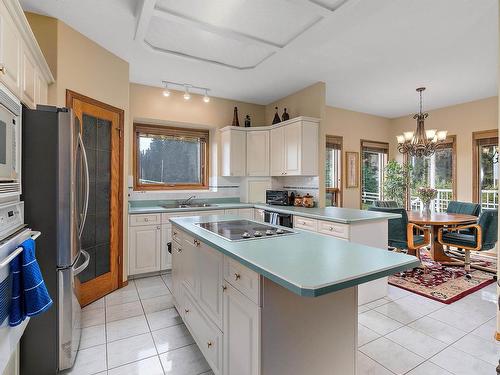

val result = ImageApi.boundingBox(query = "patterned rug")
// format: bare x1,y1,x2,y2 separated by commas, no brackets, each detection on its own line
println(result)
388,249,496,304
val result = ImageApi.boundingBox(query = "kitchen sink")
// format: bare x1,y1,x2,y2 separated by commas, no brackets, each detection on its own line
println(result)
161,203,218,209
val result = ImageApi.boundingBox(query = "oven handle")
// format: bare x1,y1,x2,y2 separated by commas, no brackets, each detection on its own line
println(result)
0,231,41,269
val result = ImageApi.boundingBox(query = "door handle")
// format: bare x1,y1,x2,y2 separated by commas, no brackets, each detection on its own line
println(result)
73,250,91,276
77,133,90,238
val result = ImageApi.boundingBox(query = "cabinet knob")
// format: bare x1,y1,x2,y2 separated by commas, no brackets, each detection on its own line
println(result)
144,218,149,222
207,341,213,348
173,231,177,236
157,226,161,230
193,239,200,247
184,308,189,314
0,64,5,75
177,248,182,253
329,226,333,231
301,221,306,225
234,273,241,281
222,285,227,292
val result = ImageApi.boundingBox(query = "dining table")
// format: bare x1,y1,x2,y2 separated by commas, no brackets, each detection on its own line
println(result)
407,211,479,262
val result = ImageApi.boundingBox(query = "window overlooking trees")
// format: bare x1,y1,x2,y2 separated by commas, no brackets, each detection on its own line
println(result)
408,136,456,212
134,124,209,190
473,130,498,210
325,135,342,206
361,140,389,209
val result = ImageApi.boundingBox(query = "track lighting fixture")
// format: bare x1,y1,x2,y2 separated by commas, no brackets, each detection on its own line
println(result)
161,80,211,103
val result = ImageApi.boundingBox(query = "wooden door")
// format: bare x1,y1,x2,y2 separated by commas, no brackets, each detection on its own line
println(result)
67,90,124,306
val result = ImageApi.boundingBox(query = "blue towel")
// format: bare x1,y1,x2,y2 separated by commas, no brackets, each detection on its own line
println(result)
9,238,52,326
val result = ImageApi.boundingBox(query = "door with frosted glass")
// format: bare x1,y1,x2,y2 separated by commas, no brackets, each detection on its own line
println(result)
68,91,124,306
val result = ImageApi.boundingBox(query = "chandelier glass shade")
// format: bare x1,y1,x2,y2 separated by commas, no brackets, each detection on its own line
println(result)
397,87,448,158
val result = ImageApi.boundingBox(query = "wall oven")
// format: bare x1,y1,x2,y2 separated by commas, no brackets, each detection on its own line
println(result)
0,83,21,198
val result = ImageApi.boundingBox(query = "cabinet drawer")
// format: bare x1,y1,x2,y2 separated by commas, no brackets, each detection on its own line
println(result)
171,226,182,244
130,213,161,226
162,210,224,223
317,220,349,239
182,286,223,375
293,215,318,232
224,256,260,305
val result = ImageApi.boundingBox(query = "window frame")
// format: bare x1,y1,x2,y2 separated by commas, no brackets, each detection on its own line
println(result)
325,135,343,207
472,129,498,205
403,134,457,210
133,123,210,191
359,139,389,209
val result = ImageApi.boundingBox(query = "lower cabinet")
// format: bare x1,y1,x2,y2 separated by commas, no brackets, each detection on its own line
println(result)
128,224,161,275
160,224,172,270
172,227,261,375
223,283,260,375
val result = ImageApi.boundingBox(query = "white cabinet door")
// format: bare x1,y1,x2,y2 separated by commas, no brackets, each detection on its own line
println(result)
221,129,246,176
0,2,21,96
182,235,198,296
160,223,172,270
246,130,269,176
34,70,48,106
254,209,265,222
238,208,254,220
21,46,35,108
197,242,224,328
129,225,161,275
224,209,238,216
284,122,302,175
270,127,284,176
223,282,260,375
171,239,183,304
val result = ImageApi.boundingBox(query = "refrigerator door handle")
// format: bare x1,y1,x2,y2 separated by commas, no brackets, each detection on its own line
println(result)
77,133,90,238
73,250,90,276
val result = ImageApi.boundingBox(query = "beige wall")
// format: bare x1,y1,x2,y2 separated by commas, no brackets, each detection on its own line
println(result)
324,107,392,208
26,14,131,282
389,96,498,203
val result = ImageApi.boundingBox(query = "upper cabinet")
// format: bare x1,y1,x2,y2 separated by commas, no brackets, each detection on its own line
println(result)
0,0,54,107
220,127,246,177
246,129,269,176
221,117,319,177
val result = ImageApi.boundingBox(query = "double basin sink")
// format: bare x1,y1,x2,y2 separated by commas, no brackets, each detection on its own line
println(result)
161,203,219,209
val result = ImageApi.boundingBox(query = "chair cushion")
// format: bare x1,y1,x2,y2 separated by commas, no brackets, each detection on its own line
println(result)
373,200,399,208
441,232,478,248
389,235,425,249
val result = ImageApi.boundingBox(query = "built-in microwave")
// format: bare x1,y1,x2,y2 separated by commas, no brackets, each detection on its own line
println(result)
0,83,21,198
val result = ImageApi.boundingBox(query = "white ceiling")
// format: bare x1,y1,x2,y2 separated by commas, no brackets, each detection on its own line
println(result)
20,0,498,118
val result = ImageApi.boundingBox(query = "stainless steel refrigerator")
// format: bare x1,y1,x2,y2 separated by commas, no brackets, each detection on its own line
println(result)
21,105,90,374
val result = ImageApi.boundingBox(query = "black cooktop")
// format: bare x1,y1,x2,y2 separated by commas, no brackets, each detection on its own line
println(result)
195,219,295,241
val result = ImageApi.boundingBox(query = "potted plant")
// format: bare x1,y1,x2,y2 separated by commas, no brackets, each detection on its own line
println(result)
416,186,437,214
383,160,412,207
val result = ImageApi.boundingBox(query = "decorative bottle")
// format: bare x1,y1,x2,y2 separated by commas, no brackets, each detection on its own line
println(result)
232,107,240,127
272,107,281,125
282,108,290,121
244,115,251,127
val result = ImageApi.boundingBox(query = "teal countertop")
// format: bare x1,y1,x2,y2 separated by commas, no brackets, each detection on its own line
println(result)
129,200,400,224
170,215,419,297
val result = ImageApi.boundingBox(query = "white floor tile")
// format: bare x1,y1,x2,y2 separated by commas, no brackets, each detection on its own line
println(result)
107,333,157,368
80,324,106,350
106,300,144,323
141,294,175,314
374,301,428,324
107,356,164,375
358,310,403,335
82,299,105,312
406,361,452,375
135,276,165,289
360,337,424,374
452,333,500,366
360,297,391,310
446,292,496,322
408,316,467,344
152,324,195,354
159,344,210,375
385,326,448,359
358,304,371,313
146,308,183,332
68,344,107,375
357,351,393,375
358,324,381,347
471,318,497,341
386,285,411,301
428,306,492,332
81,308,105,328
162,273,173,292
138,285,171,300
430,346,496,375
105,282,139,307
106,315,150,342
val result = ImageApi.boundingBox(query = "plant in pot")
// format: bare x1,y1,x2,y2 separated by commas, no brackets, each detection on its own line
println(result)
383,160,412,208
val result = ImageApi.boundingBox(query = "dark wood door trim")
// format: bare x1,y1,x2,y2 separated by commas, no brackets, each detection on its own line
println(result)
66,90,126,299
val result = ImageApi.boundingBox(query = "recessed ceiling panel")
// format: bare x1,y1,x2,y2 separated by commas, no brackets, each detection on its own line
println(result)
155,0,321,46
146,16,273,68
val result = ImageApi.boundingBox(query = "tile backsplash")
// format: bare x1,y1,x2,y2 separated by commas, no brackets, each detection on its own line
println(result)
272,176,319,203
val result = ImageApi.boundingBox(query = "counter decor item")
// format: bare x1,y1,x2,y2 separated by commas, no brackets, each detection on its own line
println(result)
416,186,437,214
232,106,240,127
244,115,251,127
345,151,359,188
272,107,281,124
294,195,303,206
282,108,290,121
302,193,314,208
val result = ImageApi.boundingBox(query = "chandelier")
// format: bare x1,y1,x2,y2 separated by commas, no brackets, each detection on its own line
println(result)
396,87,448,158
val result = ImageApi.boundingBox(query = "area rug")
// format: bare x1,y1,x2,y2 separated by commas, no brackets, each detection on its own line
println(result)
388,249,496,304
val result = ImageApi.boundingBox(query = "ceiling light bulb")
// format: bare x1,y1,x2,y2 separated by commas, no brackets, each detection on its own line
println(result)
403,131,414,141
396,135,405,144
183,86,191,100
203,89,210,103
425,129,437,140
436,130,448,141
162,88,170,97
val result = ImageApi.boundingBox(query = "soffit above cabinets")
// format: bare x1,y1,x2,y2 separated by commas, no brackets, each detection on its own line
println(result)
137,0,347,70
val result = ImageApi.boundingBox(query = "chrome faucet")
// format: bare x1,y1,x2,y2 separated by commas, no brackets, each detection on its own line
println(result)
180,195,196,205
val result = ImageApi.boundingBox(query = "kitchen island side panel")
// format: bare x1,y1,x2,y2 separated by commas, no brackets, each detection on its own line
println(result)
261,278,357,375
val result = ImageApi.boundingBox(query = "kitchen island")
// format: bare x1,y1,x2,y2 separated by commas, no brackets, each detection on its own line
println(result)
170,215,418,375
